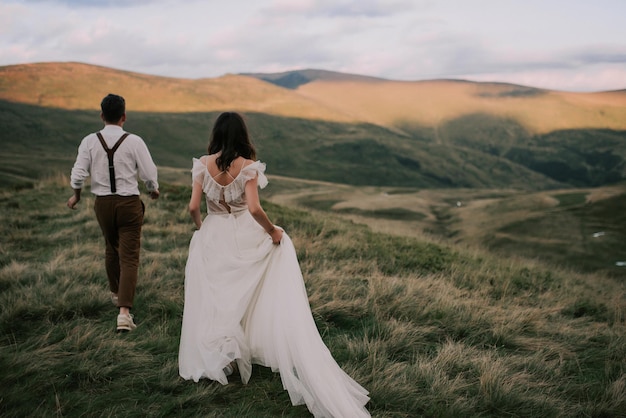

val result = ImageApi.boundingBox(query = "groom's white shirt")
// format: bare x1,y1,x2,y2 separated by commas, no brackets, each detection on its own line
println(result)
70,124,159,196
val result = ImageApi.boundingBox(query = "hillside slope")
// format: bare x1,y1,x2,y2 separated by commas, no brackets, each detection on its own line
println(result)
2,62,625,134
0,100,565,190
240,68,385,89
0,62,356,123
1,178,624,417
1,62,625,190
295,79,626,134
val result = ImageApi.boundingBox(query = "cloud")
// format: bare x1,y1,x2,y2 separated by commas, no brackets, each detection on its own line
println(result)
568,47,626,66
263,0,419,18
1,0,625,91
13,0,160,8
456,64,626,92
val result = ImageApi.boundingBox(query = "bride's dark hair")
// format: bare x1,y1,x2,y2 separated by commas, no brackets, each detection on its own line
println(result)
208,112,256,171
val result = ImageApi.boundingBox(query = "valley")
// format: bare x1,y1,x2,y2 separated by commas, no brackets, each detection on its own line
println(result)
1,62,625,277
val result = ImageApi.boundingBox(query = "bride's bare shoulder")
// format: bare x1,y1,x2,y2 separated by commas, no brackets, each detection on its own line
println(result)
198,154,214,163
241,157,255,168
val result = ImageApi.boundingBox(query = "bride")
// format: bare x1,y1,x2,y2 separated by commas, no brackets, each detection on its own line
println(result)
178,112,370,417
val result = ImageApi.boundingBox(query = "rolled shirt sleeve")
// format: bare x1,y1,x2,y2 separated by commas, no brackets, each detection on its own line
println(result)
70,136,91,190
135,137,159,192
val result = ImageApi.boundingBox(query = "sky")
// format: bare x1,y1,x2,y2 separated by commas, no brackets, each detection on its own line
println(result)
1,0,625,92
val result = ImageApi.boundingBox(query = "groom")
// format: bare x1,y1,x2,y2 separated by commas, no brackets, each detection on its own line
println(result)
67,93,159,332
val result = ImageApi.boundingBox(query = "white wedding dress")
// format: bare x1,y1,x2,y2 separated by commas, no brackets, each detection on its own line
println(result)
178,157,370,418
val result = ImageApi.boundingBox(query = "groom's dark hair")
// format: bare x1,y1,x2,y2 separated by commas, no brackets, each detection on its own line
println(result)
101,94,126,123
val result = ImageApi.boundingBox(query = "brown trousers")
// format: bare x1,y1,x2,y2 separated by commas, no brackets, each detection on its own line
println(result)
94,195,145,309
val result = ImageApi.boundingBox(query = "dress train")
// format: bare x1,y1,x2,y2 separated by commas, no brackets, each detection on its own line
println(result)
178,210,370,417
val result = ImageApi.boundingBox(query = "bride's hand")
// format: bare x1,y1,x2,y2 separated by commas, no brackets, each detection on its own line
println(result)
269,226,283,245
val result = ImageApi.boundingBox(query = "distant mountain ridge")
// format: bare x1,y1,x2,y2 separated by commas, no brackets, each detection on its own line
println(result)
2,62,625,134
0,62,357,123
240,68,386,89
1,62,625,190
241,68,549,95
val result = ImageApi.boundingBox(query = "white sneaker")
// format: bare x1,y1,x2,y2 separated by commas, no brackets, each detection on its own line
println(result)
117,313,137,332
111,293,118,306
223,361,238,376
223,364,233,376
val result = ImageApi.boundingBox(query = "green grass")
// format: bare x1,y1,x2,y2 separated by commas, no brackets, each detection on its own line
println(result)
552,192,587,207
296,197,426,221
488,191,626,276
335,207,427,222
0,177,624,417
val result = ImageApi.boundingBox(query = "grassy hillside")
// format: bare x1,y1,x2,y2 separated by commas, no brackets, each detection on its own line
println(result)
0,62,355,123
438,115,626,188
0,177,624,417
2,62,625,191
4,98,626,191
1,62,624,283
3,62,625,135
241,68,385,89
296,79,626,134
0,101,626,190
484,189,626,275
0,100,571,191
261,177,626,278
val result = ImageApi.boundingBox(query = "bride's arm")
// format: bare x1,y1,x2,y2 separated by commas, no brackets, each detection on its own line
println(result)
188,181,204,229
245,176,283,244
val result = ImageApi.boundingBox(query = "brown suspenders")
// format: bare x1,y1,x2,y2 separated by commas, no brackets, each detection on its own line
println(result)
96,132,130,194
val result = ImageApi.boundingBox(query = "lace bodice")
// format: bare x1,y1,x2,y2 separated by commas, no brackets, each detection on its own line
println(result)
192,157,268,214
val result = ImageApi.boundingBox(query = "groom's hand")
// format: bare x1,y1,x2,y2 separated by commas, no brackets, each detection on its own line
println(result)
67,195,80,209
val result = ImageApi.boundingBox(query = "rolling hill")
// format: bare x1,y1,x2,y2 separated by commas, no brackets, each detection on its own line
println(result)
1,61,625,192
0,62,356,123
240,68,385,89
0,100,565,190
1,177,624,416
0,64,623,290
1,63,624,416
244,68,626,134
3,62,625,134
294,77,626,134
